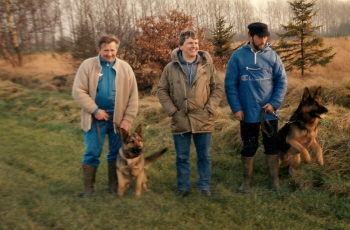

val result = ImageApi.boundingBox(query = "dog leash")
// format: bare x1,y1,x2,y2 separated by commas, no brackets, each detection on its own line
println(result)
94,118,121,147
260,110,275,137
107,119,121,130
261,110,296,137
272,112,294,125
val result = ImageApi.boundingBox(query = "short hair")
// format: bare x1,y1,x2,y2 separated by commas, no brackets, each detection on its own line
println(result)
179,29,198,46
97,34,120,48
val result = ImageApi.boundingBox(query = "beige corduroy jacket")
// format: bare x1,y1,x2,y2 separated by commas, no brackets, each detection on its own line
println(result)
72,56,138,132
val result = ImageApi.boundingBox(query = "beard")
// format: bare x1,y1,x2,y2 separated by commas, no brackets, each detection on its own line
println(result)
252,39,265,51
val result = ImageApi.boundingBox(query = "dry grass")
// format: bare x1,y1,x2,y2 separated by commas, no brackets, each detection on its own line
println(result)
0,52,77,93
1,39,350,229
1,37,350,196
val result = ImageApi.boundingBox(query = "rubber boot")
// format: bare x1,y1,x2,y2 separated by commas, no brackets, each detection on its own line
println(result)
82,164,97,199
266,155,280,191
108,161,117,194
238,156,255,193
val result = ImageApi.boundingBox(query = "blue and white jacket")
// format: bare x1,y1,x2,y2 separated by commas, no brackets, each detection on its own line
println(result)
225,42,287,123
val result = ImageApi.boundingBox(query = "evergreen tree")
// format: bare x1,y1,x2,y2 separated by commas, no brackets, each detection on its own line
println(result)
275,0,336,77
210,16,235,58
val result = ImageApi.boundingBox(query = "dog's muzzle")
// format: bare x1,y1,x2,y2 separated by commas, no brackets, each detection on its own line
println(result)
131,147,142,156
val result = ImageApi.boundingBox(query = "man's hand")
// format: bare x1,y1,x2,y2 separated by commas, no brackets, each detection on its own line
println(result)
120,120,131,133
94,109,109,121
234,110,244,121
262,103,275,113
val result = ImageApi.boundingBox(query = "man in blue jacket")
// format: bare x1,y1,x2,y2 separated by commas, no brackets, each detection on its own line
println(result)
225,22,287,192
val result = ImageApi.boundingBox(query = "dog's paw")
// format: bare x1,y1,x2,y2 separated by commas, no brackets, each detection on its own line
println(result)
303,153,312,164
135,193,141,198
317,160,324,166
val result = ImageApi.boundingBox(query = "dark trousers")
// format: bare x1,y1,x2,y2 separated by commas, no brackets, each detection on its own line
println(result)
240,120,278,157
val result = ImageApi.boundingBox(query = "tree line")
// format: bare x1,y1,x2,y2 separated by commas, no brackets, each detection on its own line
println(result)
0,0,341,90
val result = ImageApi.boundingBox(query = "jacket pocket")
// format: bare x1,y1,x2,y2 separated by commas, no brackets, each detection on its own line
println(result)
241,65,273,81
171,109,190,133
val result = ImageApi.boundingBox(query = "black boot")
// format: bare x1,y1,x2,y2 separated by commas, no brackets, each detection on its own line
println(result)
82,164,97,199
108,161,117,194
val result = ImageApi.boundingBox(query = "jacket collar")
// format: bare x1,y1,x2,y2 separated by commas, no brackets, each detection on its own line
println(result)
170,48,213,65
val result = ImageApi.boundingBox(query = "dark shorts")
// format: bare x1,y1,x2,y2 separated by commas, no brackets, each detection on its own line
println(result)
240,120,278,157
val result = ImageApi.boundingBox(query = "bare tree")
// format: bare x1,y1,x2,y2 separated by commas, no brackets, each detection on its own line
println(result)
231,0,254,39
265,0,290,36
3,0,28,66
1,0,350,65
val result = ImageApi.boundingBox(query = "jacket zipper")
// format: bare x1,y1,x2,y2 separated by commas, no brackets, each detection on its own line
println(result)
246,66,261,71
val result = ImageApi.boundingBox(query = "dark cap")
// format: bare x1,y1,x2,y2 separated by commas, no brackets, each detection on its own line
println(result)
248,22,270,37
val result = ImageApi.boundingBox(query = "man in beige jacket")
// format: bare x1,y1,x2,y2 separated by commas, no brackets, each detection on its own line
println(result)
157,29,223,197
72,34,138,199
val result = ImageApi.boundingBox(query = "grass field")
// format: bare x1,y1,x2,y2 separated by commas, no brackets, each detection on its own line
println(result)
1,37,350,229
1,78,350,230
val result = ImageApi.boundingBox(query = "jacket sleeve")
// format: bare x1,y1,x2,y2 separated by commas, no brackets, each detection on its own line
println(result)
225,54,242,113
72,60,99,114
157,65,178,117
269,54,288,110
122,67,139,123
205,65,223,114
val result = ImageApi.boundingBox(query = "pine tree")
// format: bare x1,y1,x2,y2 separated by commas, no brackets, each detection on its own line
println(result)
275,0,336,77
210,16,235,58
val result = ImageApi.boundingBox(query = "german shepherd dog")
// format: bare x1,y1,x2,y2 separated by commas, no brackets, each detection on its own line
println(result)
116,124,168,197
278,86,328,175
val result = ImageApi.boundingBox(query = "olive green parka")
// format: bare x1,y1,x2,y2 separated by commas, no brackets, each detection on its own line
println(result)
157,48,223,134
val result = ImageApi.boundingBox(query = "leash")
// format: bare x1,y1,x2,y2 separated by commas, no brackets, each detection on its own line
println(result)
272,112,295,125
261,110,295,137
94,118,121,148
107,119,121,130
260,110,275,137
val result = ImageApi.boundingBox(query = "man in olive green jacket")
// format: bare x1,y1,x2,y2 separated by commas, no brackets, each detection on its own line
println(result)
157,29,223,197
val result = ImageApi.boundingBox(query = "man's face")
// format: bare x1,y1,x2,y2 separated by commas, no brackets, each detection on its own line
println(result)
249,34,268,51
179,37,199,61
98,42,118,62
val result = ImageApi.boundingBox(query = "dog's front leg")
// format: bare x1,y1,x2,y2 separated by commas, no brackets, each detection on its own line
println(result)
117,170,126,197
311,141,324,166
287,139,311,163
135,170,145,198
142,174,149,191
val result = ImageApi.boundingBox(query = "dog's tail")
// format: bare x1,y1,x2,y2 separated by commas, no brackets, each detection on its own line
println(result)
144,147,168,166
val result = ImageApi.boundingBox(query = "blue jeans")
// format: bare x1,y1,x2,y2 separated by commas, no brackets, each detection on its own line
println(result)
82,116,122,168
173,132,212,191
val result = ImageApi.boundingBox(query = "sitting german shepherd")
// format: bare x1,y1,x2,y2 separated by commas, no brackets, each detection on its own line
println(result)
116,124,168,198
278,86,328,175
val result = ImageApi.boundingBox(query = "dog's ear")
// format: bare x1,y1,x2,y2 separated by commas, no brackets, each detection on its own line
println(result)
135,124,142,136
119,127,129,142
314,86,322,101
302,87,311,104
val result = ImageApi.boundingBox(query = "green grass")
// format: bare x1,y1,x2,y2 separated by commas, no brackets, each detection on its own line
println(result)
1,81,350,230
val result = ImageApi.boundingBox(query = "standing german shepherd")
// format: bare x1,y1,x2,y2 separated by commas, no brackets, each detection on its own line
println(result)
116,124,168,198
278,86,328,175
